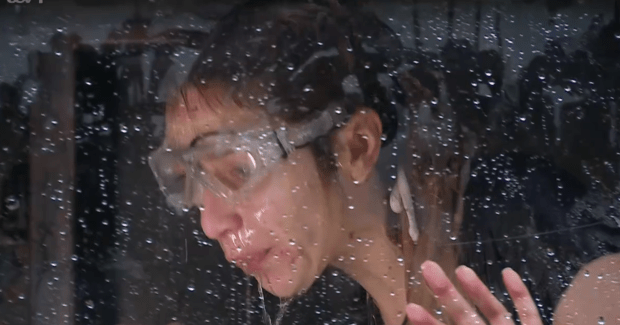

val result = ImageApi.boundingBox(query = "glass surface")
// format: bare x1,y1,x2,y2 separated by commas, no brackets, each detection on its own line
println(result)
0,0,619,324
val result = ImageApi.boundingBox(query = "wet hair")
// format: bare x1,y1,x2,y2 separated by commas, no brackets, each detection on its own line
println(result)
186,0,406,174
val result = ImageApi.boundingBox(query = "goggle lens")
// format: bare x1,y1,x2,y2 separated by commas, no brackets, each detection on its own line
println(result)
194,150,259,194
150,148,262,210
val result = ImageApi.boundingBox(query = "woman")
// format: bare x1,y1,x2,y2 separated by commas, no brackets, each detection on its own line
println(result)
148,1,620,324
149,2,411,322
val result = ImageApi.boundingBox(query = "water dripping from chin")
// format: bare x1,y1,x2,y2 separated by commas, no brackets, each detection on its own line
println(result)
256,276,294,325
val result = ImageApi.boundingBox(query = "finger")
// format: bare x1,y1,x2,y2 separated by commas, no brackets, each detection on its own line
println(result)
455,266,514,325
502,268,543,325
421,261,485,325
406,303,444,325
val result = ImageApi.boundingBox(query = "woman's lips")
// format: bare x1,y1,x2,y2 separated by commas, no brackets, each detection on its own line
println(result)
231,247,300,275
234,248,271,274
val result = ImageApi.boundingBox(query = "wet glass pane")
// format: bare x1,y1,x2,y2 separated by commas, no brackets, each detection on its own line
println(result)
1,1,619,325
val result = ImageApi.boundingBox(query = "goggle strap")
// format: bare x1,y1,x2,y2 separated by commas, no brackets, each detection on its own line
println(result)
283,102,348,149
274,129,295,157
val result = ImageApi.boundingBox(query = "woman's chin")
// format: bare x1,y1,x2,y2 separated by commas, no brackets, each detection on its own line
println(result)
256,256,314,298
257,274,298,298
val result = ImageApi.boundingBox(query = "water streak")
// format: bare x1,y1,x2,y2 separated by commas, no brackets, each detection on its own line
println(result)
255,281,293,325
257,281,272,325
274,297,292,325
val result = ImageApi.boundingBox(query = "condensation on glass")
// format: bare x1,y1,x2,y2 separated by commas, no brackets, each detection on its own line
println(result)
0,0,619,325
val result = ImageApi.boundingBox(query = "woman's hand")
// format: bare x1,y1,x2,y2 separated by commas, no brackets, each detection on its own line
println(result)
406,261,543,325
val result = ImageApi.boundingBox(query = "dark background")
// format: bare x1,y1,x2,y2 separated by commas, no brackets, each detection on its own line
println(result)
1,0,619,324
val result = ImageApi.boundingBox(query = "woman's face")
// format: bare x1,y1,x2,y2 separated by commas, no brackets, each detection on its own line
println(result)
164,85,344,298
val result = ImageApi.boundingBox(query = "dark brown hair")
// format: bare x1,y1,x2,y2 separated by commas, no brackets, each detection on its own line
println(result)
187,0,405,151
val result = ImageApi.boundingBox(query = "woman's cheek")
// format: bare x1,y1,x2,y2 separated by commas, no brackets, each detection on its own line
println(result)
264,171,298,222
241,173,296,241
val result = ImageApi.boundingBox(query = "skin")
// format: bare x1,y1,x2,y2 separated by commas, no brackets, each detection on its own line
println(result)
164,84,408,325
406,261,543,325
553,254,620,325
407,256,620,325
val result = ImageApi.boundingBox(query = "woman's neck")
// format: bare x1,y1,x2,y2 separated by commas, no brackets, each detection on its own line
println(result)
327,173,407,325
331,225,407,325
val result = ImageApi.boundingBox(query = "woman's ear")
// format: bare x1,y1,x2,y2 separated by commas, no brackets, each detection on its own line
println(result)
334,107,383,183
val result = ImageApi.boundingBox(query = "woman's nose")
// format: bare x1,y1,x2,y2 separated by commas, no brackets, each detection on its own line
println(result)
199,193,243,240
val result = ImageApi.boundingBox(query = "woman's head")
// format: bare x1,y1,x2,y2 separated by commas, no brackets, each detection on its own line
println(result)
152,0,406,297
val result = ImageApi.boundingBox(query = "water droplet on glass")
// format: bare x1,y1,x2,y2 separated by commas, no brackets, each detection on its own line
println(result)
5,195,20,211
187,284,196,292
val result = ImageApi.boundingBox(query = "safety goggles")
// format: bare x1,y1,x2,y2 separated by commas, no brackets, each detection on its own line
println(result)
148,103,348,212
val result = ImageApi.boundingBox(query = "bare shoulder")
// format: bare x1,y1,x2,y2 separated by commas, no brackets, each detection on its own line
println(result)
554,253,620,325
